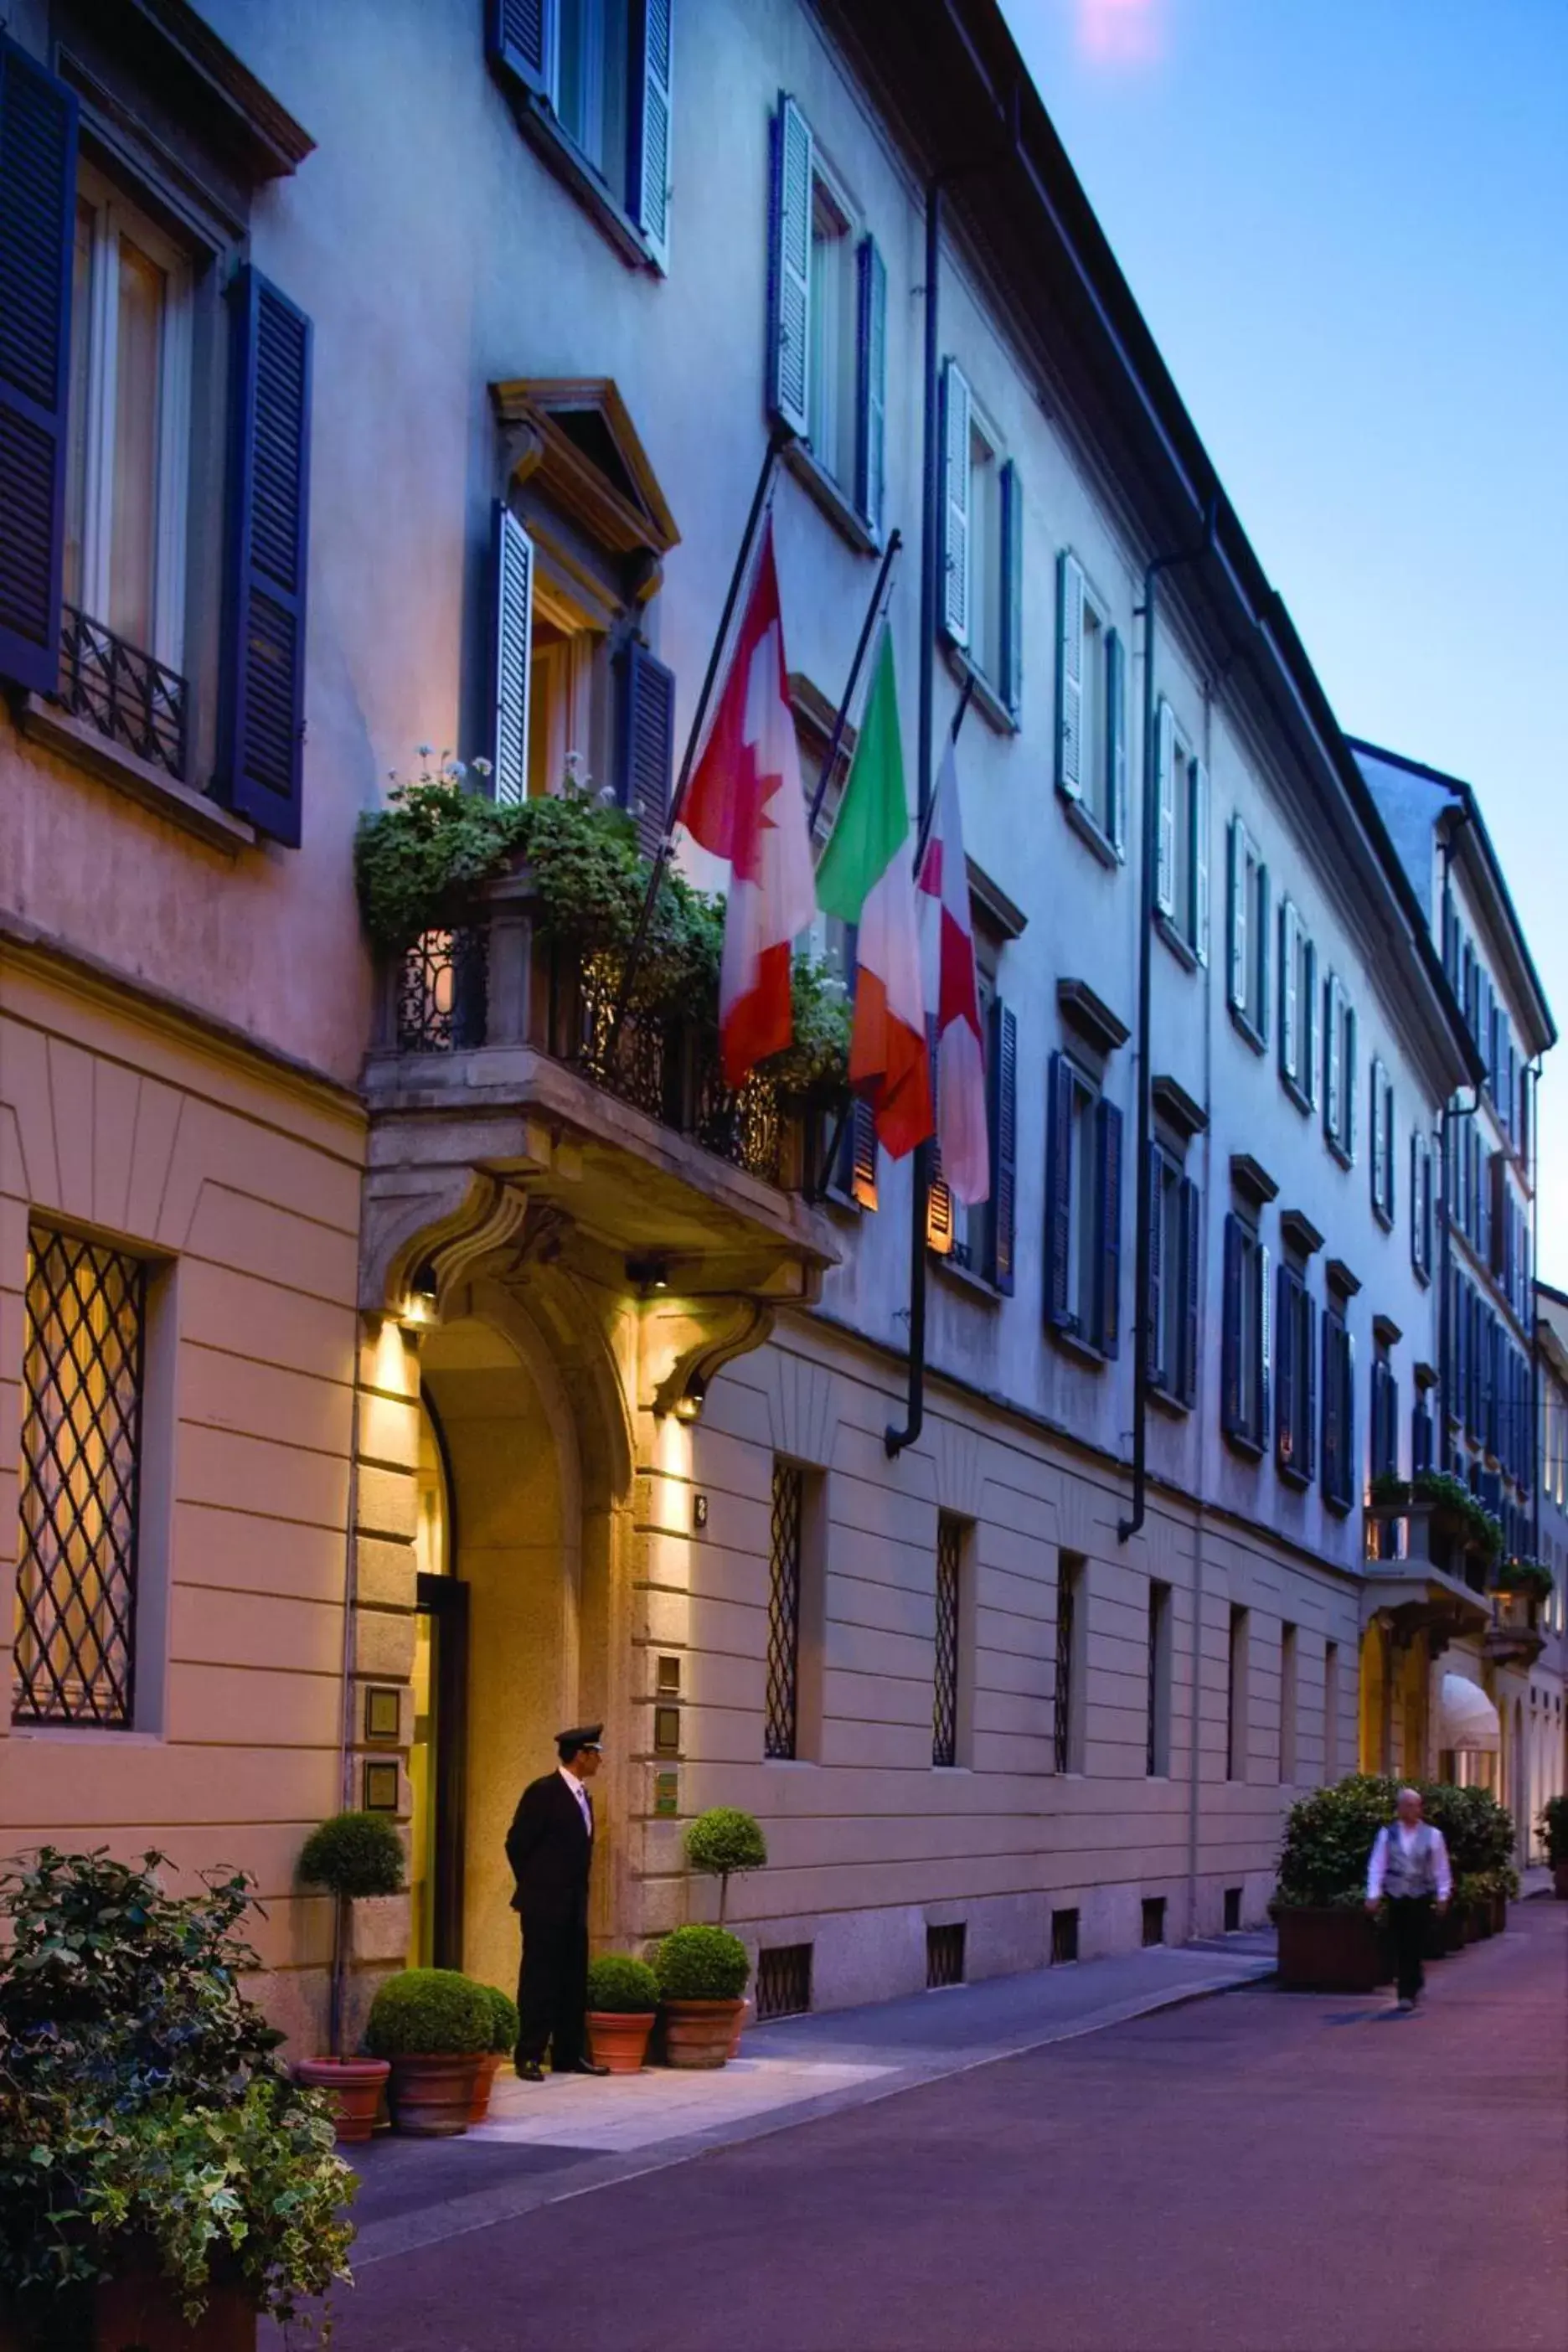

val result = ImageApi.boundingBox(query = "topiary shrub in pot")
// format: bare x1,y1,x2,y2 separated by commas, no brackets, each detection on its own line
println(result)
655,1926,750,2070
469,1984,521,2122
1539,1793,1568,1896
585,1954,661,2075
684,1808,768,1925
364,1969,491,2136
1270,1775,1399,1991
295,1810,405,2142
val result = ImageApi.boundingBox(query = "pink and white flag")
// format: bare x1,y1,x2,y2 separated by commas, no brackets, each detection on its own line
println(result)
917,739,989,1204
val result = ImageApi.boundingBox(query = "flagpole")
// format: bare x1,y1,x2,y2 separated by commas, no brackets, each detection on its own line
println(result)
605,425,792,1067
807,529,903,837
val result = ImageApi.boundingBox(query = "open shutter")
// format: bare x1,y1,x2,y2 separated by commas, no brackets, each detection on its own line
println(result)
1096,1097,1122,1359
617,639,675,861
1302,1294,1318,1481
1410,1135,1424,1274
1045,1052,1073,1328
1106,627,1127,857
984,998,1017,1294
0,37,76,698
218,267,312,846
1255,864,1271,1043
1383,1078,1395,1223
489,503,534,804
1274,1266,1295,1470
1055,549,1083,798
487,0,553,98
999,459,1024,722
1192,758,1210,966
834,1096,879,1211
768,94,812,437
1325,977,1343,1144
1369,1057,1385,1215
1280,900,1298,1084
1344,1005,1358,1162
854,235,887,538
1154,701,1176,916
926,1017,952,1253
941,360,972,647
1256,1242,1271,1447
1145,1142,1164,1385
630,0,673,271
1304,941,1319,1107
1179,1178,1201,1407
1341,1329,1356,1506
1221,1215,1243,1436
1322,1318,1339,1503
1227,818,1247,1013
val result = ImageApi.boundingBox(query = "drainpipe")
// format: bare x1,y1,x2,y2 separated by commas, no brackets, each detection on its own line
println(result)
1118,499,1216,1540
1436,809,1474,1470
886,175,942,1458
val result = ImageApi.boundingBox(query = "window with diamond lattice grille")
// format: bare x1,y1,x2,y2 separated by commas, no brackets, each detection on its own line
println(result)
932,1514,962,1767
13,1229,149,1728
1054,1555,1081,1773
765,1462,803,1760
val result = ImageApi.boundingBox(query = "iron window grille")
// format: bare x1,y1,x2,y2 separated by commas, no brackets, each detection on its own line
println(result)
1141,1896,1167,1947
926,1922,966,1988
57,606,188,781
765,1462,803,1760
13,1229,149,1728
756,1942,812,2020
1054,1558,1078,1773
932,1514,961,1767
1050,1908,1080,1965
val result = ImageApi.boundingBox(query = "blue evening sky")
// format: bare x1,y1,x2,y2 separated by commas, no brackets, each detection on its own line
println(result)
1002,0,1568,1278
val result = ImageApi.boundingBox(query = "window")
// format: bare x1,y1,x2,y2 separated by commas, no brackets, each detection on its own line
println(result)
487,0,673,269
1322,1307,1356,1512
1059,555,1128,854
1141,1896,1167,1947
928,979,1018,1295
1369,1058,1395,1226
13,1228,150,1728
1412,1388,1435,1474
1221,1212,1270,1453
1155,702,1209,957
1046,1054,1122,1357
1279,1622,1297,1783
926,1921,966,1988
806,165,859,495
1323,1640,1340,1780
1323,976,1358,1165
1054,1554,1084,1773
1050,1907,1080,1964
1226,1606,1249,1782
755,1942,812,2019
765,1461,803,1759
1411,1131,1435,1282
932,1514,963,1768
1226,818,1270,1044
1274,1265,1317,1484
1146,1581,1172,1777
939,362,1020,717
1278,900,1318,1111
1146,1145,1199,1408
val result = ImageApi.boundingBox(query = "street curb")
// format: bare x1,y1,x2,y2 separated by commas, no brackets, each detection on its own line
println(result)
346,1957,1275,2269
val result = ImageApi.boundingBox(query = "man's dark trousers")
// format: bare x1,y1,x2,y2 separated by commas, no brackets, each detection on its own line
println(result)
515,1909,587,2070
1388,1895,1433,2004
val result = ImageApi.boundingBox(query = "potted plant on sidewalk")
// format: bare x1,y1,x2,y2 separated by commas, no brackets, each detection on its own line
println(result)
1270,1774,1398,1990
654,1926,751,2069
364,1969,491,2136
294,1809,405,2143
1539,1794,1568,1897
469,1985,521,2122
585,1954,661,2073
684,1808,768,2056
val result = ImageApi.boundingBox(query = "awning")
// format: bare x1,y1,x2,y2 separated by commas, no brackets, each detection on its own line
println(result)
1437,1673,1500,1753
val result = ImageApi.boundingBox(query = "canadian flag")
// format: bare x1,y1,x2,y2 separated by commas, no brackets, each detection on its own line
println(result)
680,520,816,1088
917,738,989,1204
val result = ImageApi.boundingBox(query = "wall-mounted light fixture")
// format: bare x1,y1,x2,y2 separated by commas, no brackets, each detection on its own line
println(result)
627,1256,672,1295
673,1372,707,1425
398,1261,440,1330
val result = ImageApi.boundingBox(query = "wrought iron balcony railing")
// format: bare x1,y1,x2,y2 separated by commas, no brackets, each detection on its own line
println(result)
57,606,188,781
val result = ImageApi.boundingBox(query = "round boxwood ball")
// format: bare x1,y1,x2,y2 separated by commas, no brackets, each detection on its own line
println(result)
586,1953,660,2014
477,1982,520,2053
653,1925,750,2003
297,1811,405,1900
364,1968,491,2056
683,1808,767,1880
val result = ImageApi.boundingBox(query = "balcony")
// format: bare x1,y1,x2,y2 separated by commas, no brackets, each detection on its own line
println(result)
361,869,840,1313
57,606,188,780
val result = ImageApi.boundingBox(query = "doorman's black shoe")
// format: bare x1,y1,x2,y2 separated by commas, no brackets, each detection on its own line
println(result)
557,2058,610,2076
515,2060,545,2082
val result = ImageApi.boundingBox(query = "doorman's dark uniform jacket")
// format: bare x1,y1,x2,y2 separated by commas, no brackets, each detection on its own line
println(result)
506,1771,593,2067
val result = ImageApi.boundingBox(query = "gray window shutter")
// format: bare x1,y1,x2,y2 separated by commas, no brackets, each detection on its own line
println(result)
1096,1096,1122,1359
1302,1294,1318,1481
487,0,554,101
768,95,812,437
1155,701,1176,916
1192,758,1210,966
1344,1005,1359,1163
1179,1178,1201,1406
616,640,675,860
1304,941,1319,1108
854,235,887,538
1275,1266,1295,1469
1255,863,1271,1044
1107,627,1127,857
490,503,534,805
1145,1142,1164,1385
983,998,1017,1295
1256,1241,1272,1443
1045,1051,1073,1328
1280,900,1298,1084
1325,977,1343,1145
941,360,972,646
1227,818,1247,1013
1221,1215,1243,1437
1055,549,1083,798
630,0,673,271
1000,460,1024,723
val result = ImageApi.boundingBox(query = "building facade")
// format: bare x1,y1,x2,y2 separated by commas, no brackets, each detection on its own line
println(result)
0,0,1544,2047
1529,1285,1568,1865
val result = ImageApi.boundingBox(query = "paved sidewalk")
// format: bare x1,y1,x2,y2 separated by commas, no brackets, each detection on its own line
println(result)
342,1932,1275,2267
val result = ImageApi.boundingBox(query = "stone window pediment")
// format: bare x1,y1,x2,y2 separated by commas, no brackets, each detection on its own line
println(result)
492,378,679,601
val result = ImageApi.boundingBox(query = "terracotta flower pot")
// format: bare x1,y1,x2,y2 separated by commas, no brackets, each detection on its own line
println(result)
94,2261,256,2349
468,2050,504,2122
386,2051,481,2136
661,1997,746,2069
1274,1906,1390,1993
729,1997,753,2061
295,2055,391,2146
586,2010,656,2074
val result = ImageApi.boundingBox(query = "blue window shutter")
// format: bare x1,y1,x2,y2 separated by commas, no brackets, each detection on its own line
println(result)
1192,758,1210,967
1154,701,1176,914
1274,1265,1295,1470
1279,900,1297,1084
488,503,534,805
1179,1178,1201,1407
941,361,972,647
1000,459,1024,723
617,640,674,862
854,235,887,538
1045,1051,1073,1328
768,95,812,438
926,1016,952,1254
0,36,77,698
1096,1097,1122,1358
217,267,312,847
1221,1214,1243,1437
629,0,673,271
1302,1294,1318,1481
1256,1242,1271,1443
1413,1396,1433,1475
1255,863,1271,1044
1145,1142,1163,1385
1323,1317,1340,1504
1055,550,1083,797
983,998,1016,1294
1227,819,1247,1013
1341,1329,1355,1507
487,0,552,101
1106,627,1127,858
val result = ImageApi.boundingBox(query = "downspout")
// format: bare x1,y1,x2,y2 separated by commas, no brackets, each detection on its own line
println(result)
1437,808,1473,1469
1118,498,1216,1540
887,174,942,1457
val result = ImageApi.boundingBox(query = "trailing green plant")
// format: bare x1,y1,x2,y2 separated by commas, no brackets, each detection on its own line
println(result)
653,1924,750,2003
1410,1470,1476,1519
1493,1557,1555,1603
1272,1774,1401,1910
761,955,852,1102
1368,1472,1411,1509
364,1968,491,2057
1537,1793,1568,1867
0,1849,352,2337
298,1813,405,1901
1471,1506,1504,1565
585,1954,660,2014
477,1983,520,2055
683,1808,768,1926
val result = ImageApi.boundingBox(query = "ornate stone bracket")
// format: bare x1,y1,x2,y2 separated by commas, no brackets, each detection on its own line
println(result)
643,1297,776,1419
359,1169,540,1318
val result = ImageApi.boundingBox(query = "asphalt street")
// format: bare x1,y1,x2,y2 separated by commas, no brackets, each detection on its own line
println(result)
320,1901,1566,2352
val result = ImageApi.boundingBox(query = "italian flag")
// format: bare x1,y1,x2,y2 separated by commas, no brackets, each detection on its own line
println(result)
815,631,932,1158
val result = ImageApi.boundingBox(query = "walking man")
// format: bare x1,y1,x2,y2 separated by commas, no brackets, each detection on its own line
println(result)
1365,1785,1452,2012
506,1725,609,2081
